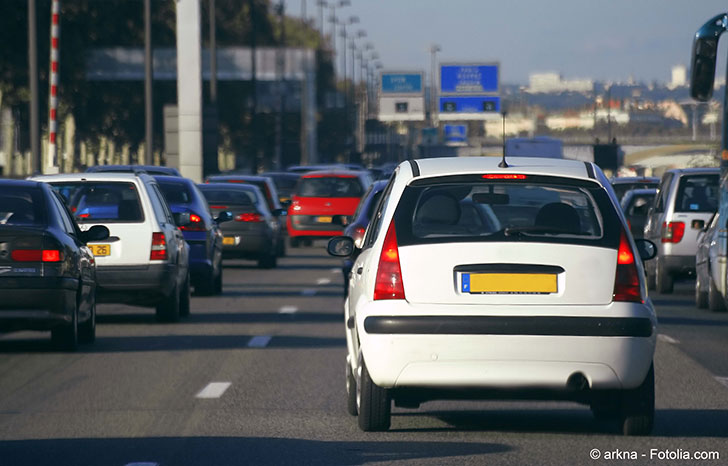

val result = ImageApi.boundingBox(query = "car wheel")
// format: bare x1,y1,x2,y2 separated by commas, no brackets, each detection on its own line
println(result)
156,280,180,322
656,260,673,294
179,272,191,317
695,271,708,309
52,299,78,351
78,300,96,344
346,363,358,416
196,267,216,296
214,261,223,295
645,263,656,291
357,360,391,432
258,253,277,269
277,237,286,257
620,363,654,436
708,276,726,312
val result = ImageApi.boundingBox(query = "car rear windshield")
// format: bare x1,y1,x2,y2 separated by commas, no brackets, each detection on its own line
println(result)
157,181,194,205
612,182,657,200
674,174,719,213
394,175,620,248
52,181,144,223
0,186,45,226
297,176,363,198
200,188,257,206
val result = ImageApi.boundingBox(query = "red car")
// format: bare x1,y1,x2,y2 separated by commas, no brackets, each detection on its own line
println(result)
287,170,372,246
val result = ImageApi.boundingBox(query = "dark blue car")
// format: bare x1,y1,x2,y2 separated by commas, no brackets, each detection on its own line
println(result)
154,176,231,295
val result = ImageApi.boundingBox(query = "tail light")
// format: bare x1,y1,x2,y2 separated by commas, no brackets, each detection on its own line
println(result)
661,221,685,243
11,249,63,262
209,205,228,209
179,212,206,231
235,213,263,222
613,229,642,302
374,221,406,300
150,232,167,260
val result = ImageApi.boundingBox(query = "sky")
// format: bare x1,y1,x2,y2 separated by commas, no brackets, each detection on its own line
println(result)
288,0,728,86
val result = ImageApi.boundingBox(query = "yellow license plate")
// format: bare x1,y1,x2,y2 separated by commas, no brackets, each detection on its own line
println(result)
462,273,557,294
317,216,333,223
223,236,236,245
89,244,111,256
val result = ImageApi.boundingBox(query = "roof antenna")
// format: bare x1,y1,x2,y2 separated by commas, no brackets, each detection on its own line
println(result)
499,110,509,168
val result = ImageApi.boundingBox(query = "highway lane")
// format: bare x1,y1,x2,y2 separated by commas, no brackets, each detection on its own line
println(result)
0,246,726,465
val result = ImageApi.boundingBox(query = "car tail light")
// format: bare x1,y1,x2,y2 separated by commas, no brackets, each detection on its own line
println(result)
482,174,528,180
613,229,642,303
235,213,263,222
374,221,406,300
11,249,63,262
209,205,228,209
661,221,685,243
180,213,206,231
150,232,167,260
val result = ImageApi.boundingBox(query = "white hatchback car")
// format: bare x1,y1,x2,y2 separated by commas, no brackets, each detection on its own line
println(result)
328,156,658,435
31,172,191,322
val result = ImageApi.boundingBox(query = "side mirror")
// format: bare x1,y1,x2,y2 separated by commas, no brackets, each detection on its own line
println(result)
634,238,657,262
173,212,191,227
327,236,355,257
80,225,110,243
272,208,287,217
690,14,727,101
216,211,233,223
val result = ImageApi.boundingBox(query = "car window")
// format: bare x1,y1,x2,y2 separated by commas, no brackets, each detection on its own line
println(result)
51,181,144,224
50,192,77,235
363,173,397,249
674,174,719,213
157,181,193,205
627,194,655,216
0,187,45,226
201,188,257,205
297,176,364,198
150,184,175,224
652,174,672,214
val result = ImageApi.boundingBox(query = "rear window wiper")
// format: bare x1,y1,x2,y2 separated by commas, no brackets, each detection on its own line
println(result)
503,226,587,237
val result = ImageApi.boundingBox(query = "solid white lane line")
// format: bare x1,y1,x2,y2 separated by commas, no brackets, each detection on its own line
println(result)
279,306,298,314
316,278,331,285
657,334,680,344
301,289,317,296
716,377,728,389
195,382,232,399
248,335,272,348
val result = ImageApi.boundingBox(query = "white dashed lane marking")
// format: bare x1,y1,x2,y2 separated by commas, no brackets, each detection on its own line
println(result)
316,278,331,285
279,306,298,314
657,334,680,344
247,335,273,348
195,382,232,399
330,268,340,274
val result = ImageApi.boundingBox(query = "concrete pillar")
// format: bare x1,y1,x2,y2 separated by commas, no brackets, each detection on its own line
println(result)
175,0,203,182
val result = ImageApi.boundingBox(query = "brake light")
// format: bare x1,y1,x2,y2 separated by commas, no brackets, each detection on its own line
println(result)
661,221,685,243
374,221,406,300
354,226,366,236
209,205,228,209
150,232,167,260
11,249,63,262
613,230,641,302
179,212,206,231
235,213,263,222
482,174,528,180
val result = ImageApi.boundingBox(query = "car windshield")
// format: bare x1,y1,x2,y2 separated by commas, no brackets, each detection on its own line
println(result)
297,176,363,198
612,182,658,201
201,188,257,206
51,181,144,223
0,186,45,226
157,182,194,205
675,175,719,213
394,176,616,247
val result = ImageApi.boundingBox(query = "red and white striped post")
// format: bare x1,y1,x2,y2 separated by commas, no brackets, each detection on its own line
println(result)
46,0,60,173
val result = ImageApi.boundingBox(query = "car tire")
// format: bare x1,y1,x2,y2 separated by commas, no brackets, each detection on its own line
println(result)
590,392,620,420
346,363,358,416
620,363,654,436
695,271,708,309
656,260,673,294
214,262,223,295
258,253,277,269
179,273,191,317
196,267,217,296
277,237,286,257
156,281,181,322
78,300,96,344
708,276,726,312
52,300,78,352
357,360,391,432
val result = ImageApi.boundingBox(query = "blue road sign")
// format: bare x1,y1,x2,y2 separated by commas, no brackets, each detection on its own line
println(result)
381,73,423,94
440,64,499,94
439,96,500,113
444,124,468,143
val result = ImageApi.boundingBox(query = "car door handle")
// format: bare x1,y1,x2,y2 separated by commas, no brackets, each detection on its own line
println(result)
356,267,363,275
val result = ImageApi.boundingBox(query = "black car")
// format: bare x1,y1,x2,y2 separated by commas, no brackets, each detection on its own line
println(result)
86,164,182,177
620,188,657,239
0,180,109,350
259,171,301,207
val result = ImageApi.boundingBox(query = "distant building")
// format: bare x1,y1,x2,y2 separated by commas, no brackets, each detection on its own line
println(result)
668,65,687,89
528,72,593,94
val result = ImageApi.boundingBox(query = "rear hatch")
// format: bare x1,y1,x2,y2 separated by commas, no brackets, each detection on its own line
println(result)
391,173,623,307
666,173,719,256
0,228,61,279
52,180,153,266
291,175,364,230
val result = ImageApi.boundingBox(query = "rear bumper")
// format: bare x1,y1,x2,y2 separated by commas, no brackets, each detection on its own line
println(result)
221,232,274,258
95,264,178,305
354,301,657,392
0,278,77,330
662,254,696,276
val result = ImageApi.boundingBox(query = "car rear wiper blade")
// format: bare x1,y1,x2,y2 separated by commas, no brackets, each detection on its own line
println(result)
503,226,586,237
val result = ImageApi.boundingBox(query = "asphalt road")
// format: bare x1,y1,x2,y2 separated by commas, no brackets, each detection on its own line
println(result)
0,247,726,466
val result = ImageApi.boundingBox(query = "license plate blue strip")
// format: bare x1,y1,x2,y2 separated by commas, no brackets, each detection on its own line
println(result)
461,273,470,292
